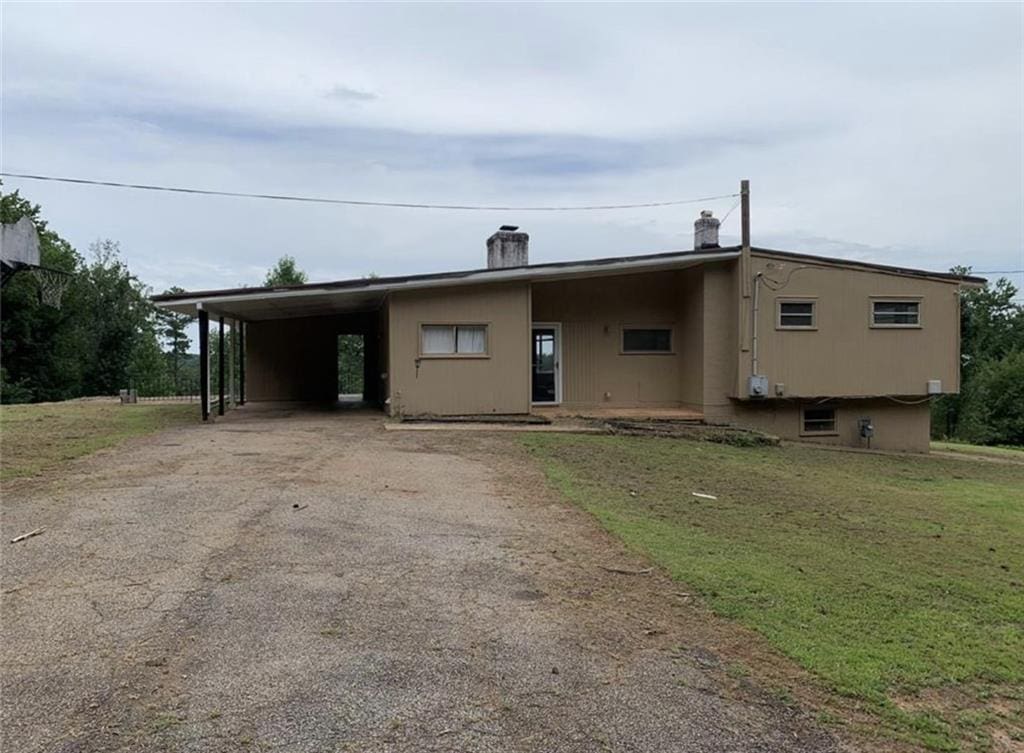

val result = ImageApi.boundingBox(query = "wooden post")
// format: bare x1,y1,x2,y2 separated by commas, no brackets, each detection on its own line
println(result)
218,316,226,416
199,309,209,421
228,319,236,407
238,322,246,405
740,179,751,296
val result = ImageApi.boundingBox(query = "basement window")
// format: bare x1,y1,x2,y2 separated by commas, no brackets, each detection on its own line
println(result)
420,324,488,356
871,300,921,328
777,300,816,329
622,327,673,353
801,406,837,435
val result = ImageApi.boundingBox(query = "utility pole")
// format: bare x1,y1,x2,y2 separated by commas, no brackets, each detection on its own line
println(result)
740,179,751,296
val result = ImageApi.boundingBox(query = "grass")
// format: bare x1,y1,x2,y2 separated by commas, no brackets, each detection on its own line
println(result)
0,399,196,481
523,433,1024,752
931,441,1024,460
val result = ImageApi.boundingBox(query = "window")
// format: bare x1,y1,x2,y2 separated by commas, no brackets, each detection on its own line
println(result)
872,300,920,327
420,324,487,355
777,300,816,329
802,406,837,435
622,328,673,353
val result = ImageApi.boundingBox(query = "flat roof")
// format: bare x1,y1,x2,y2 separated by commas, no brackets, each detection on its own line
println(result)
152,245,985,321
152,247,739,320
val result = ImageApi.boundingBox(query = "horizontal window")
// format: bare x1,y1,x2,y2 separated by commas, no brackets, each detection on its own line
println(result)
420,324,487,355
778,300,816,329
872,300,920,327
802,407,837,435
622,327,672,353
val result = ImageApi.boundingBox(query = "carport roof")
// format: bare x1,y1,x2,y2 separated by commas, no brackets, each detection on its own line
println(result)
151,247,740,321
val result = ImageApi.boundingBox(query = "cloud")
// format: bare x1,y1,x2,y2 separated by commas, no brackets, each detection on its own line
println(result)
324,85,378,103
0,1,1020,300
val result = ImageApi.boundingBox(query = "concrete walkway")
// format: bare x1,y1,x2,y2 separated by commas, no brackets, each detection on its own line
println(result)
1,411,843,752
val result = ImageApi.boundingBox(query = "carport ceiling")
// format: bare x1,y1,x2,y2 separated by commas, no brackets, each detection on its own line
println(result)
200,289,387,321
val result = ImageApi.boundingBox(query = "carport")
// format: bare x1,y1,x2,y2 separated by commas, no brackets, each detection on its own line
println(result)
153,282,389,421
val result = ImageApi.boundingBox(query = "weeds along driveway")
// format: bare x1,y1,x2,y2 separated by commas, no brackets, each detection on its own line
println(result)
1,410,842,753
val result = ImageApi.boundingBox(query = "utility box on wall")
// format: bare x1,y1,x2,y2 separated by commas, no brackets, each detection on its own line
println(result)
748,374,769,398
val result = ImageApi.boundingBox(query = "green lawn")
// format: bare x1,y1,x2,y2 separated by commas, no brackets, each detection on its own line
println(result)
0,400,196,481
931,441,1024,460
524,434,1024,752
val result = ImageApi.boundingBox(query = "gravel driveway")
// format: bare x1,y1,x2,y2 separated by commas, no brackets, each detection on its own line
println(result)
2,408,844,752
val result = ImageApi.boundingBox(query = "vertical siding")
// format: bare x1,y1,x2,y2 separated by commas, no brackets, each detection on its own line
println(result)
246,316,339,402
561,321,596,404
531,268,704,409
388,282,531,415
747,254,962,397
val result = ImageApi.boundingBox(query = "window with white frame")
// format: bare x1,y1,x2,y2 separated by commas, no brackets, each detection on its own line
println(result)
871,300,920,327
777,300,816,329
420,324,488,355
801,406,837,435
622,327,673,353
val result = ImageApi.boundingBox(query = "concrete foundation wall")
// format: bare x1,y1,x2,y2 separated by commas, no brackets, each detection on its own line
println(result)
531,269,704,410
388,282,531,416
724,398,932,453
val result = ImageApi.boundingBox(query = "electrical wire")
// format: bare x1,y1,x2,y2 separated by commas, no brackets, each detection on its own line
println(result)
717,196,742,226
0,172,739,212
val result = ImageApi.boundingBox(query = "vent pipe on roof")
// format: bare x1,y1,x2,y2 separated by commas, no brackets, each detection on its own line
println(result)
487,226,529,269
694,210,720,250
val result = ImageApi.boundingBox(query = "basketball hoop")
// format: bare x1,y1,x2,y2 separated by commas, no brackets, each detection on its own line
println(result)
30,267,72,309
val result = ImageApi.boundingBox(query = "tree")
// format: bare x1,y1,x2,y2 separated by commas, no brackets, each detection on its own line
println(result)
932,267,1024,444
956,350,1024,445
338,335,364,395
264,255,307,286
77,240,167,396
1,188,86,403
154,286,194,391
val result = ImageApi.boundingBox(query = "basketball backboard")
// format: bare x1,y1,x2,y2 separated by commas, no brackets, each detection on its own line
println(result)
1,216,41,267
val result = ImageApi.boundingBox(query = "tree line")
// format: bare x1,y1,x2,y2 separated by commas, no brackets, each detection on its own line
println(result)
2,188,1022,444
1,189,310,402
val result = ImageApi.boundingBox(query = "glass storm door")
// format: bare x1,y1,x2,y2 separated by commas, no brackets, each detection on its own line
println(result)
531,325,559,404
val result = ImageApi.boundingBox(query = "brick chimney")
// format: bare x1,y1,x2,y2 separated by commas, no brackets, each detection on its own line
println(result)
694,210,720,250
487,225,529,269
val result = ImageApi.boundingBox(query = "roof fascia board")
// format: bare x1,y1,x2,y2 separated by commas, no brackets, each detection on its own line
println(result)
751,248,986,285
155,250,739,311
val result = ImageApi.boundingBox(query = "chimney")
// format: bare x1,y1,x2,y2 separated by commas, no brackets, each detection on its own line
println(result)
487,225,529,269
694,210,720,250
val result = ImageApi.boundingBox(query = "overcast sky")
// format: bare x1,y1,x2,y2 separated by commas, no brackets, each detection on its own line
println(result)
3,2,1022,296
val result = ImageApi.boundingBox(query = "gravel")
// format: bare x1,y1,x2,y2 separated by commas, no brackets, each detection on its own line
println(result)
1,409,845,752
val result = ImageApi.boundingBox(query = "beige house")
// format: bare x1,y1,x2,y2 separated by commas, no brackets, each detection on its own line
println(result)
154,213,982,452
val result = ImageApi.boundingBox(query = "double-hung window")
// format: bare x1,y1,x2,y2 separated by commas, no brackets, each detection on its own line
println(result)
420,324,488,356
871,300,920,328
777,299,816,329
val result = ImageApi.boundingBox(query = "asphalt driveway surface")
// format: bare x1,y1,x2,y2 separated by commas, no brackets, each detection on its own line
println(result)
2,409,844,752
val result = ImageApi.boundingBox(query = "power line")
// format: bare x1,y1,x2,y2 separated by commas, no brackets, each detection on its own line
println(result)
974,269,1024,275
0,172,739,212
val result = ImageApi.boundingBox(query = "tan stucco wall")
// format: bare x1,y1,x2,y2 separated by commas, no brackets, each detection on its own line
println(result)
727,399,932,453
387,282,531,415
531,269,704,409
741,253,961,398
246,316,339,402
